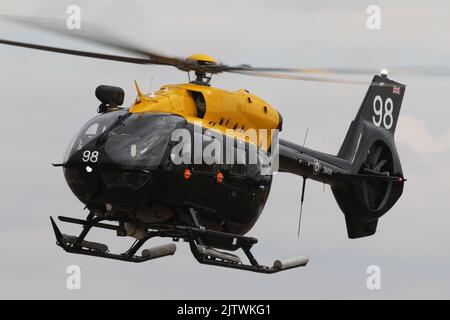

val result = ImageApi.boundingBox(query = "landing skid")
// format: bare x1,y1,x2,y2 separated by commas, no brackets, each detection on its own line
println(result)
50,216,175,263
50,209,309,273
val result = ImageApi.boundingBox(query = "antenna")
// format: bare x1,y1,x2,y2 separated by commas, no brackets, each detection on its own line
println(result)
297,127,309,238
302,127,309,147
298,176,307,238
150,76,154,95
134,80,144,102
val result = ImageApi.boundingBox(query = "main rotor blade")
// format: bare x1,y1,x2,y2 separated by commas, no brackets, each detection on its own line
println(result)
224,65,450,78
229,70,369,85
3,14,449,81
334,66,450,77
0,14,188,67
219,65,375,74
0,38,153,64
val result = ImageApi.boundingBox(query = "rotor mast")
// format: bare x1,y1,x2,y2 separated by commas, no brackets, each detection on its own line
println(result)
186,53,218,86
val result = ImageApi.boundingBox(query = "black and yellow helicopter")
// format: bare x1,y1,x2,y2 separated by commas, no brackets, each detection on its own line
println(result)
0,15,408,273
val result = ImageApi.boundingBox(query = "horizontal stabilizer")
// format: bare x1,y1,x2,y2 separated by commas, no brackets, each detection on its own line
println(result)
337,172,406,182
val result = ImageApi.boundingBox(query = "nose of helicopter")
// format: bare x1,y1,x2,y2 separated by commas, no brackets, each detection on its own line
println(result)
61,110,185,203
63,161,153,204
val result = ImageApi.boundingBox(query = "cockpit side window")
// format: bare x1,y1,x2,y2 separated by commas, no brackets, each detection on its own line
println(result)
63,110,127,163
85,123,100,135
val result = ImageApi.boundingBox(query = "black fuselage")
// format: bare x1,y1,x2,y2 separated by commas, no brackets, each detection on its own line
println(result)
63,111,273,235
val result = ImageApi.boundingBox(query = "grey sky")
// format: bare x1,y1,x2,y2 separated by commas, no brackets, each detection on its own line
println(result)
0,0,449,299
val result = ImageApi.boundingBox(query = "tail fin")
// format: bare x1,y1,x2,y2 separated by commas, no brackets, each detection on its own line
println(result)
332,74,406,238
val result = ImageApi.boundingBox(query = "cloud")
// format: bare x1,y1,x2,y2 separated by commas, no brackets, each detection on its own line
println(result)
397,115,450,155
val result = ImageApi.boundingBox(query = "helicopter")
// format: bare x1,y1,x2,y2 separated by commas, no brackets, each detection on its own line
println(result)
0,15,407,273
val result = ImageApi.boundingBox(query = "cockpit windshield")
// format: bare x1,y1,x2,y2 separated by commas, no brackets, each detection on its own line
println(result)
103,113,183,169
64,111,184,170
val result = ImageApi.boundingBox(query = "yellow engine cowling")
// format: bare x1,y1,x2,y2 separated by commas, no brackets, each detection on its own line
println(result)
129,82,282,149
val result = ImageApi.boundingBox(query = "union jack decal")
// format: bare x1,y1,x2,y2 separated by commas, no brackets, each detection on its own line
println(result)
392,86,401,95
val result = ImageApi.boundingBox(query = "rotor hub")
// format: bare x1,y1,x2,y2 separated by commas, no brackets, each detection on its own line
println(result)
186,53,218,65
186,54,218,85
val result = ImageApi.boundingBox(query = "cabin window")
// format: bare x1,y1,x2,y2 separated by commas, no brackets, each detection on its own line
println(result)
192,92,206,118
